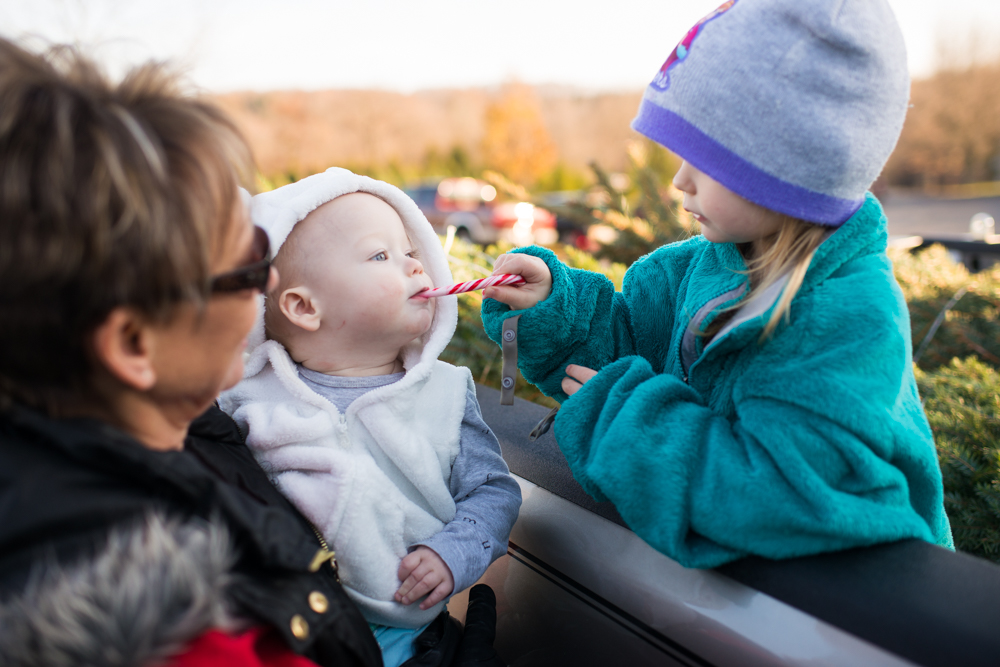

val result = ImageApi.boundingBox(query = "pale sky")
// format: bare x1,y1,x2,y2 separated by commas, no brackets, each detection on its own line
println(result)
2,0,999,93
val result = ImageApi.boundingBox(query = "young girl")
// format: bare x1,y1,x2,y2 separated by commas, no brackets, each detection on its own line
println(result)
480,0,954,568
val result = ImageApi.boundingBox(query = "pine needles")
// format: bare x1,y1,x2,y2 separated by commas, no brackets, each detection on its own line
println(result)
917,358,1000,560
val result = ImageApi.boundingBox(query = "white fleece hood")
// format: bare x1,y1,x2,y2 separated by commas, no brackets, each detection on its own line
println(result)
246,166,457,365
220,168,473,628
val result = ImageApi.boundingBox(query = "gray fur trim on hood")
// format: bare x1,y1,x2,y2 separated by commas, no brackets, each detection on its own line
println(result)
0,513,240,667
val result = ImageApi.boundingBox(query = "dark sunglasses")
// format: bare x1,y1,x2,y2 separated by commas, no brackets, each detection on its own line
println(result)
210,225,272,293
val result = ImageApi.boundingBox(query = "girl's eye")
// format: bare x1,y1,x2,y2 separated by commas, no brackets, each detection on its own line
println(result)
372,251,387,261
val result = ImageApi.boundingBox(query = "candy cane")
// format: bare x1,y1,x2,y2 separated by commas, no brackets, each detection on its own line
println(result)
416,273,525,298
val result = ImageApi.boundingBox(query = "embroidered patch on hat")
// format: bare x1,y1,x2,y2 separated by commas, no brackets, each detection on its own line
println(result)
650,0,737,92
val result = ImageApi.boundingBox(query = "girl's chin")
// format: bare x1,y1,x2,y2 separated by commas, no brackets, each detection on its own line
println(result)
700,226,736,244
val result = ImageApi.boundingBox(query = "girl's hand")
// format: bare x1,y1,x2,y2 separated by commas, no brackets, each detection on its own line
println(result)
483,253,552,310
562,364,597,396
395,546,454,610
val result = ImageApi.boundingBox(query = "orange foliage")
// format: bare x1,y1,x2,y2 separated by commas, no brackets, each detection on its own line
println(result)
210,86,642,182
479,83,557,185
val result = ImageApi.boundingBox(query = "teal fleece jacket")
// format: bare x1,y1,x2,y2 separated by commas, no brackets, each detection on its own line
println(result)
482,194,953,568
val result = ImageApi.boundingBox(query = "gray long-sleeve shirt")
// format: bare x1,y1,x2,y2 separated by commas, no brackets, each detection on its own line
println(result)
296,366,521,594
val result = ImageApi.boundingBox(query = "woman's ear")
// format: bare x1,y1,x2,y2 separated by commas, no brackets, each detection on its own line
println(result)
278,287,322,332
91,308,157,391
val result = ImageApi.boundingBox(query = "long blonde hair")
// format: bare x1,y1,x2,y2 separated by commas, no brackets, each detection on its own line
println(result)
708,217,829,341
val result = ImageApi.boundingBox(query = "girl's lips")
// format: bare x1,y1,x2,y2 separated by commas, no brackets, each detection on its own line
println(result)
686,209,707,224
410,287,430,299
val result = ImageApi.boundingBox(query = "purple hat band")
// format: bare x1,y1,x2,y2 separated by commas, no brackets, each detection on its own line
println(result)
632,100,864,226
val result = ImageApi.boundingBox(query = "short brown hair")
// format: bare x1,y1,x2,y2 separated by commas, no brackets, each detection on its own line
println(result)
0,39,255,410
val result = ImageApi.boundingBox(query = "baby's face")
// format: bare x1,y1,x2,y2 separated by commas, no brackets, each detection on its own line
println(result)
299,193,435,350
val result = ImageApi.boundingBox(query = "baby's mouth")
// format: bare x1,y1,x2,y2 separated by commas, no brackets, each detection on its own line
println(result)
411,287,430,299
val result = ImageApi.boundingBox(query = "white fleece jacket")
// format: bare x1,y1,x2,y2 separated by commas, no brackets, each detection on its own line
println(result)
220,168,471,628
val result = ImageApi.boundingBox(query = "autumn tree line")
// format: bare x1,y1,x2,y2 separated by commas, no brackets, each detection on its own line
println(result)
212,56,1000,193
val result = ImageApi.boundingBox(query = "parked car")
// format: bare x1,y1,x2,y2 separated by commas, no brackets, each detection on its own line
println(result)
405,177,557,246
449,385,1000,667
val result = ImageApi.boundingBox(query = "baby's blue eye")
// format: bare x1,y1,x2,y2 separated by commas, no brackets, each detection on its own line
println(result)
372,251,387,261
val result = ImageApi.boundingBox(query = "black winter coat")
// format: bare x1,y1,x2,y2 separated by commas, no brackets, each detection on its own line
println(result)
0,403,383,667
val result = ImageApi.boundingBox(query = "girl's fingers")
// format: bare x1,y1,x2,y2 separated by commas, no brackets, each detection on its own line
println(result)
563,365,598,396
485,285,540,310
562,376,583,396
485,254,552,309
565,364,598,384
492,254,551,286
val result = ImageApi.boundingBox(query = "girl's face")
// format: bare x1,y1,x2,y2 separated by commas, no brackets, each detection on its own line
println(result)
673,161,783,244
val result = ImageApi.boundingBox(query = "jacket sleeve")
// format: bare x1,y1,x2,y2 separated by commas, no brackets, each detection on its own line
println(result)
481,245,638,402
554,352,940,569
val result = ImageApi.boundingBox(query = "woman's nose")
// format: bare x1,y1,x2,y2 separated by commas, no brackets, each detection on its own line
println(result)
265,266,279,293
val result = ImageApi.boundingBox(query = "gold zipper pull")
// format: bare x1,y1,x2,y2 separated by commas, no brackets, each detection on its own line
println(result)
309,546,337,573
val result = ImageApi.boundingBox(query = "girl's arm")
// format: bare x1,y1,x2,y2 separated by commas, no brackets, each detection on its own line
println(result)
555,354,943,569
481,246,638,401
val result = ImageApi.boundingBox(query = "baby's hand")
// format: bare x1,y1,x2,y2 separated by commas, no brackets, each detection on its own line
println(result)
395,546,454,610
483,253,552,310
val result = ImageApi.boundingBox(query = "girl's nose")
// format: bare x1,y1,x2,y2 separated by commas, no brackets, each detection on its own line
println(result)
407,257,424,275
672,161,695,194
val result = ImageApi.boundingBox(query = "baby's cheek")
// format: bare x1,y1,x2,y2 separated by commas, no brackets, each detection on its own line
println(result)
373,280,407,302
408,308,434,336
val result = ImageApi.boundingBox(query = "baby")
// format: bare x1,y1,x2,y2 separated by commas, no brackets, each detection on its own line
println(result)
220,168,521,666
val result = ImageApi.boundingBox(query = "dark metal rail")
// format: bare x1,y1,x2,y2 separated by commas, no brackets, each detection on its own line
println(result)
477,384,1000,667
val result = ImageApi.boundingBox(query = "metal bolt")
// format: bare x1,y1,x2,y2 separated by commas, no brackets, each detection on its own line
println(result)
503,329,516,342
502,376,514,389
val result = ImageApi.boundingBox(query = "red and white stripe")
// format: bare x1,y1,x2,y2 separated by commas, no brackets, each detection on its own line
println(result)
417,273,526,298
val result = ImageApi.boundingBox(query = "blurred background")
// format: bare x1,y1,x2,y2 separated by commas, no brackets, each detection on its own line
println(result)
3,1,1000,202
5,0,1000,561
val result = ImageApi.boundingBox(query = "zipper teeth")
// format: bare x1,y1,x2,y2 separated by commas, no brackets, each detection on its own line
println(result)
682,282,750,383
310,522,330,551
309,522,340,582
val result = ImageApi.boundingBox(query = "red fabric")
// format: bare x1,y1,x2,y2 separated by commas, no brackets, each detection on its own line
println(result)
168,627,321,667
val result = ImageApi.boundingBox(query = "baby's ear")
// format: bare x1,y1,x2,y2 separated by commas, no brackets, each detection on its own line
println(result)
277,287,322,332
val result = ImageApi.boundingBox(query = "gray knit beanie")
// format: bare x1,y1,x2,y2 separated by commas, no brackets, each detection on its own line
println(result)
631,0,909,226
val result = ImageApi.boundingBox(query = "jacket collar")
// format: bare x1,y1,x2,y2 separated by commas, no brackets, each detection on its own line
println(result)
694,193,886,322
0,405,318,573
679,194,888,371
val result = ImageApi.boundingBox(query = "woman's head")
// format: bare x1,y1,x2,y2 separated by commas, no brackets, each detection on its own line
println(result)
632,0,909,227
0,38,260,421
